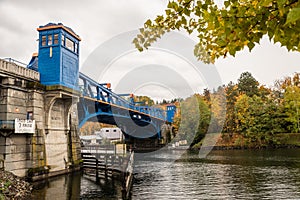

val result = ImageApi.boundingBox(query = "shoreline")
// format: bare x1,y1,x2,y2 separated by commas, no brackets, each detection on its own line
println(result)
190,132,300,151
190,144,300,152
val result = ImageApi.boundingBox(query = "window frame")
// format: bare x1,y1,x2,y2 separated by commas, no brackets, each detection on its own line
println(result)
41,35,46,46
65,37,74,52
47,34,53,46
61,34,65,46
74,42,78,54
27,112,33,120
54,34,59,45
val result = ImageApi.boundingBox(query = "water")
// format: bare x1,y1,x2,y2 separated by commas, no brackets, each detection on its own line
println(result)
32,149,300,199
31,172,123,199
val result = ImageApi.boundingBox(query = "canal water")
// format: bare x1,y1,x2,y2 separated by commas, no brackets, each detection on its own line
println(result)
32,149,300,199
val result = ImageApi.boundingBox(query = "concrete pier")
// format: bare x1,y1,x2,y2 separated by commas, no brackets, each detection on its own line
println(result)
0,58,81,178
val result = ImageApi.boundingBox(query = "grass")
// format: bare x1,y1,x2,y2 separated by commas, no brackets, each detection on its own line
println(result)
0,180,11,200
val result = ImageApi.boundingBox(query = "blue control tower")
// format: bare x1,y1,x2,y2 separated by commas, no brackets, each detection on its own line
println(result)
166,104,176,123
37,23,81,89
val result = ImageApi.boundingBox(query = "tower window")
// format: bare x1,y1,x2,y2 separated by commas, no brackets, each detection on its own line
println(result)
54,34,59,45
61,35,65,46
27,112,33,120
42,35,46,46
74,43,78,54
66,37,74,52
48,35,52,45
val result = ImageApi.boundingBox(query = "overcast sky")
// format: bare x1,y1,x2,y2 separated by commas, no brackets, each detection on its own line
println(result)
1,0,300,100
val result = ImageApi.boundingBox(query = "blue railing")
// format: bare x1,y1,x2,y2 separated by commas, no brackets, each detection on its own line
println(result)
79,72,166,121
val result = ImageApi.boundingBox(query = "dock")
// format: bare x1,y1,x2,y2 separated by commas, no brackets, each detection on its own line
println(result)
81,146,134,199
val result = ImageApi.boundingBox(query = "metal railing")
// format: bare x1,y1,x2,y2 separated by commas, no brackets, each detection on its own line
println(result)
0,58,40,81
79,72,167,121
121,151,134,199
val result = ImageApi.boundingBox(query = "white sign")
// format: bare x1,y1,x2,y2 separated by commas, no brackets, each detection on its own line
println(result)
15,119,35,133
179,140,188,145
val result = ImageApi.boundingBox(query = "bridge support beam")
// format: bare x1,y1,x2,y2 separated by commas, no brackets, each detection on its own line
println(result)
43,86,81,176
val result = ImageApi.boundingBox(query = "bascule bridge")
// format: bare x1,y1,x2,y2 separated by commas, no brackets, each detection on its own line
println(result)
0,23,176,178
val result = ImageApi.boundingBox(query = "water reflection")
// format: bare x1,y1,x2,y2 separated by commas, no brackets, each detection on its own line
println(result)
32,172,81,199
32,149,300,199
132,149,300,200
31,171,123,200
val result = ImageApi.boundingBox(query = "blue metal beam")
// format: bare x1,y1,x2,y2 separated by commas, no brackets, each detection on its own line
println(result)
77,72,175,140
78,72,167,122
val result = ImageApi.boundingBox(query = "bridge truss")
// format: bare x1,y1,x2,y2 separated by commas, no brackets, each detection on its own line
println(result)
77,72,168,139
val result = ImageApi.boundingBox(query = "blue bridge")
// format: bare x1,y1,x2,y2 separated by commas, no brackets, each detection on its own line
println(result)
27,22,176,140
0,22,178,179
77,72,175,139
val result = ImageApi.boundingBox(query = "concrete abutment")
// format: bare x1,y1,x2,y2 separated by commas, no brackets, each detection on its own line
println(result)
0,58,82,179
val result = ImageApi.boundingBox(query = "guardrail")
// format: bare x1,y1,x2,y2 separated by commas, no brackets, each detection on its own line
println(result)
82,153,127,179
81,150,134,199
123,151,134,199
79,72,167,121
3,58,27,67
0,58,40,81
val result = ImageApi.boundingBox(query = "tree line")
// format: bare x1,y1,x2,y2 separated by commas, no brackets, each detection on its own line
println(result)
172,71,300,147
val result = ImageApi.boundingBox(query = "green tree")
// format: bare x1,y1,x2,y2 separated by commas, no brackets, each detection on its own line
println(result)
274,73,300,133
258,85,272,100
202,88,211,105
235,94,252,135
209,86,226,133
237,72,259,97
134,95,155,106
175,94,210,145
264,97,287,134
235,94,270,146
191,94,211,146
223,81,239,134
176,95,200,142
133,0,300,63
284,85,300,133
235,93,287,146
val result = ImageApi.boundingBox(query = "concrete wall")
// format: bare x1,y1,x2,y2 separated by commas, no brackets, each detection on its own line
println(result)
0,59,39,81
0,81,46,176
0,135,32,176
0,59,81,178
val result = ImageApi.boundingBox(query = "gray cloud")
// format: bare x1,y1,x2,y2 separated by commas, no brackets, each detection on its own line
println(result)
1,0,299,94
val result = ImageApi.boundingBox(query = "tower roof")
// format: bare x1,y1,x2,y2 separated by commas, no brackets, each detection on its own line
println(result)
37,22,81,41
